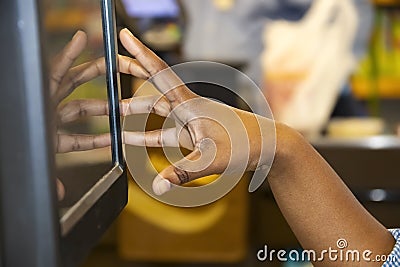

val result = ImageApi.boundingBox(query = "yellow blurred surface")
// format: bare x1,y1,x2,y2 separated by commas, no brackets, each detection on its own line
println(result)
117,149,248,262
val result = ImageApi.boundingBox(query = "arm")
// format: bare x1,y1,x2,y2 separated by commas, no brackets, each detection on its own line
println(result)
268,124,395,266
63,29,396,265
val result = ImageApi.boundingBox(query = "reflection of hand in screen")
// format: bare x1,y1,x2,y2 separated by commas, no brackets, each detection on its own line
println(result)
50,30,109,153
51,30,149,200
52,30,149,153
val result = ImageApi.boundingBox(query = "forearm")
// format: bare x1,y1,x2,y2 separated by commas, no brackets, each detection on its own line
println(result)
267,123,394,266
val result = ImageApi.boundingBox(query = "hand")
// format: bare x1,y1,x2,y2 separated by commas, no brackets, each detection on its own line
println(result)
116,29,276,195
57,29,276,197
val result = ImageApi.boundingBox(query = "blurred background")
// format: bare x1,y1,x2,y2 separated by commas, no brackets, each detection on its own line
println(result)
42,0,400,266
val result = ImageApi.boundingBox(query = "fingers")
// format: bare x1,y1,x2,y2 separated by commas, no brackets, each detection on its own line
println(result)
58,99,109,124
123,127,193,149
119,28,168,76
58,95,171,123
50,31,87,97
152,139,218,195
55,56,149,104
124,128,176,147
53,58,105,103
119,28,196,107
119,55,150,78
152,149,206,195
56,133,111,153
120,95,170,117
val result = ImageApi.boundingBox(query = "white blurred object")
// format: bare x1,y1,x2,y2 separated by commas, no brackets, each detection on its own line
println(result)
327,118,384,138
262,0,359,136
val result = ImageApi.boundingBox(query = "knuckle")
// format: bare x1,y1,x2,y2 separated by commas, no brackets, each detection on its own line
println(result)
150,61,168,76
93,58,104,75
78,101,87,117
173,167,190,185
147,103,155,113
156,132,162,146
72,136,81,151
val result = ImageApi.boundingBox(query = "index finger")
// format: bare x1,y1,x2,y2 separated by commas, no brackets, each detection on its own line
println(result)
119,28,196,107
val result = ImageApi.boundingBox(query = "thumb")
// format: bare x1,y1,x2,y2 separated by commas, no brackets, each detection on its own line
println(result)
152,141,217,195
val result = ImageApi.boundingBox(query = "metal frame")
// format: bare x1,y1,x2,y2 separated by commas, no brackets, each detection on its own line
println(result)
59,0,125,238
60,0,127,265
0,0,60,266
102,0,124,165
0,0,127,266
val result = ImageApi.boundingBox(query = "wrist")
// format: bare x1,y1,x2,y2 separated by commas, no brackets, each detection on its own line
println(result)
268,123,306,180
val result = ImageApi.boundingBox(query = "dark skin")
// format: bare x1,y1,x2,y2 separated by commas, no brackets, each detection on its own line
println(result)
56,28,396,266
269,125,395,266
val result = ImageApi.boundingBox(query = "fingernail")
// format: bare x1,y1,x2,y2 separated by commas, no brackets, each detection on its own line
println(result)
72,30,82,40
140,68,151,79
122,28,132,36
152,175,171,196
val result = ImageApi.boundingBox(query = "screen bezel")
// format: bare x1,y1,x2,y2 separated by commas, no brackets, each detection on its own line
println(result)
58,0,126,237
59,0,127,265
0,0,127,266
